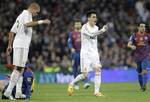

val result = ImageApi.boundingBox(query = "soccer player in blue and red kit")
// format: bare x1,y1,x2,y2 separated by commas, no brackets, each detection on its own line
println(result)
68,19,90,89
127,23,150,91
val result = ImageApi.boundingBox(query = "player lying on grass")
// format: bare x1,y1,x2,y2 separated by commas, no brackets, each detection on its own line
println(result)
0,64,34,100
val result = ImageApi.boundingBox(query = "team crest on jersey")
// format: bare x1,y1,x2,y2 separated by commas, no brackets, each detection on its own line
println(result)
144,36,148,40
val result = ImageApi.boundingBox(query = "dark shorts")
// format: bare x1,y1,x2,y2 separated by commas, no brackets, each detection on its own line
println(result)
136,59,149,73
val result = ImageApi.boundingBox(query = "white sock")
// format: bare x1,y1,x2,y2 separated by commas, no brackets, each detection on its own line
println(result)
70,74,85,85
16,76,23,95
4,70,20,96
94,72,101,94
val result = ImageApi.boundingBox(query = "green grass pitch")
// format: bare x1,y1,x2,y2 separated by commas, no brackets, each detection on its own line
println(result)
0,82,150,102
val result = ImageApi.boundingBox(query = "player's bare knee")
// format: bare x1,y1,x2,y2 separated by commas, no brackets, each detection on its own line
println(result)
94,66,101,72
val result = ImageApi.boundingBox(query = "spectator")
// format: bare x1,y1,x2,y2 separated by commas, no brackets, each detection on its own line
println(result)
0,0,150,72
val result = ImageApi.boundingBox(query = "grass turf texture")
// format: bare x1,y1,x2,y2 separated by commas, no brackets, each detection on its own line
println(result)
0,82,149,102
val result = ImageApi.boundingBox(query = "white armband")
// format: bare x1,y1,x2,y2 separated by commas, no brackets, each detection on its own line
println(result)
38,20,44,24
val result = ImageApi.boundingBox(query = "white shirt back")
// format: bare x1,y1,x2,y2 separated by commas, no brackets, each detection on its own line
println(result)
81,23,99,57
11,10,33,49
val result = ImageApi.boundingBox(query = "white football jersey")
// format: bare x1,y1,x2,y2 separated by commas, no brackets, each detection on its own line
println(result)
11,10,33,49
80,23,99,57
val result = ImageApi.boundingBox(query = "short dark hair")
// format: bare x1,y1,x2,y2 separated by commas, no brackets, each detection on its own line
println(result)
138,22,146,26
86,10,97,18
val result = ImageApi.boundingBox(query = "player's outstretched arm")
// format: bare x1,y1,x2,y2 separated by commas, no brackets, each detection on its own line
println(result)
94,24,108,36
83,24,109,37
6,32,14,56
24,19,50,27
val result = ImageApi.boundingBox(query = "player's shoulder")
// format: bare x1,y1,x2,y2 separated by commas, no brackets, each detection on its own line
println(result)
94,25,99,30
22,10,29,13
81,23,87,32
21,10,30,16
146,32,150,38
129,33,136,40
146,32,150,35
82,23,87,28
130,32,136,36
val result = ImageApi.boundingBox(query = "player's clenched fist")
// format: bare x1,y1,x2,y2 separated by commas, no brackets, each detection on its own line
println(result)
6,46,12,56
43,19,51,24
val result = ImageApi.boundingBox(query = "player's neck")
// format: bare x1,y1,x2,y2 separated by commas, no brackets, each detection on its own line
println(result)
88,22,94,27
74,29,80,32
138,31,145,35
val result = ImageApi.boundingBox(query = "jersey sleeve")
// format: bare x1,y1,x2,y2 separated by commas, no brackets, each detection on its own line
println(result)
147,34,150,44
82,24,104,37
10,20,18,33
129,34,135,43
68,32,73,49
81,25,93,37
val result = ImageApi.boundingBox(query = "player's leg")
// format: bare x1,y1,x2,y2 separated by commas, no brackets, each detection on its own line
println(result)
0,80,5,92
92,57,104,97
23,76,33,100
137,62,143,89
2,85,9,99
68,72,87,96
15,48,28,98
93,66,104,97
4,48,23,100
70,57,90,85
4,69,21,100
77,54,90,89
141,59,149,91
15,71,26,99
4,48,27,99
72,53,79,89
73,53,80,77
68,57,89,96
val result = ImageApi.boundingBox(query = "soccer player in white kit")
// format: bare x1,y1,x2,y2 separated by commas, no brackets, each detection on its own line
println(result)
68,10,108,96
4,3,50,100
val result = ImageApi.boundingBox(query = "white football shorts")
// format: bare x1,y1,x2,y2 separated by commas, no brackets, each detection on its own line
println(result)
13,48,29,67
80,54,102,73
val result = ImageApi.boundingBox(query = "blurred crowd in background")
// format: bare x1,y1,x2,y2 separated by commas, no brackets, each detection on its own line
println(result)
1,0,150,72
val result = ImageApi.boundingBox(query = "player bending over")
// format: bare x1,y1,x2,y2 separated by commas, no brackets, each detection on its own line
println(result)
4,2,50,100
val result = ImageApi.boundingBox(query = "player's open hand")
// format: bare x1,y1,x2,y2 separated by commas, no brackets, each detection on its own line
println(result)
6,46,12,56
43,19,51,24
